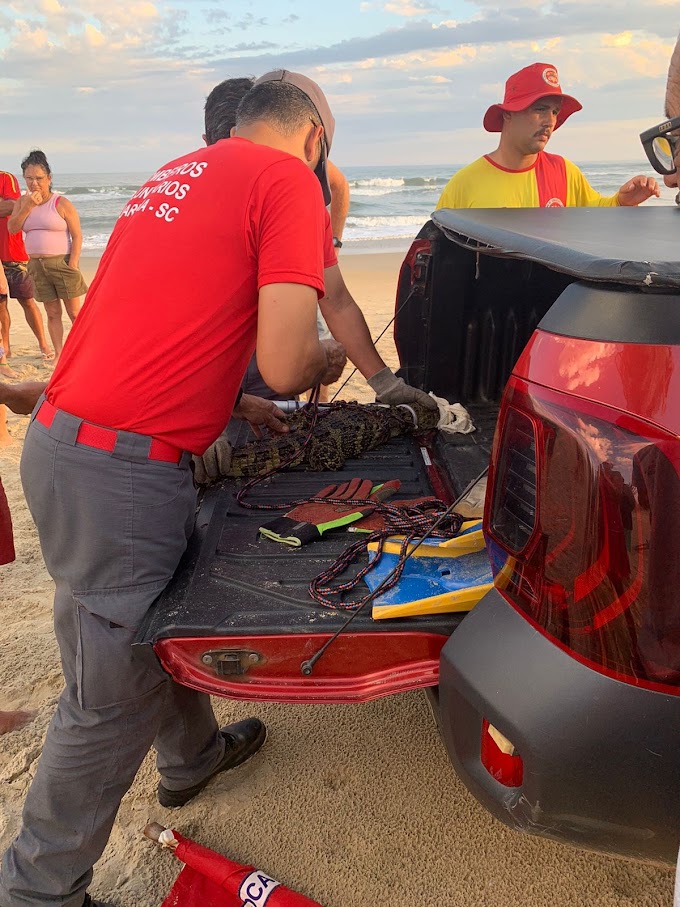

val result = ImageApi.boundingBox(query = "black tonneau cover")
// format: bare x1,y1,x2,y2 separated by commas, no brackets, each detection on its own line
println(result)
432,207,680,289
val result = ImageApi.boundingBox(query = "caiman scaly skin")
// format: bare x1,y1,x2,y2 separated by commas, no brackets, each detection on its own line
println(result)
225,401,440,480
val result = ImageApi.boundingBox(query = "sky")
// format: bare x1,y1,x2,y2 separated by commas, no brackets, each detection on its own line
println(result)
0,0,678,173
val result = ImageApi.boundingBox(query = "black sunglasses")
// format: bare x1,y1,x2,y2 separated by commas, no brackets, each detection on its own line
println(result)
640,115,680,175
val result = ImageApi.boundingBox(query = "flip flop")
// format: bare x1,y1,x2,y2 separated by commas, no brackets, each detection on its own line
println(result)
41,350,55,361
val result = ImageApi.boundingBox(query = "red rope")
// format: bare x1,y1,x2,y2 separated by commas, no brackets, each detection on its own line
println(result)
308,500,463,610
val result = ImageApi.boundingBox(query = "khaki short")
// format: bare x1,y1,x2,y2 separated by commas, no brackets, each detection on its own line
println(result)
28,255,88,303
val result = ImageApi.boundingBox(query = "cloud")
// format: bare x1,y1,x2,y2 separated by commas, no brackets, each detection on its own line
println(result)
0,0,677,172
227,41,278,52
212,3,678,71
362,0,447,15
233,12,269,30
203,7,231,23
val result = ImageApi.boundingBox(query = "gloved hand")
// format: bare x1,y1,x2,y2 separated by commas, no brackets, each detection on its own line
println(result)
367,367,438,410
258,477,401,547
192,437,233,485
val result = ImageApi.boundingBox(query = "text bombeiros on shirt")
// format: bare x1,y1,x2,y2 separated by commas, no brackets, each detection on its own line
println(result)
119,161,208,223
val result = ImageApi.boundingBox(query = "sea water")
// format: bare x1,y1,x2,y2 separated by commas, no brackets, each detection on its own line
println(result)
45,161,677,256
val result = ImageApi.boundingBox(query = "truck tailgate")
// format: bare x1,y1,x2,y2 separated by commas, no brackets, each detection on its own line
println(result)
137,410,495,704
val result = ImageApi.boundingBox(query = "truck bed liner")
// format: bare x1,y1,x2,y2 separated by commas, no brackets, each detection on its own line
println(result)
138,405,497,647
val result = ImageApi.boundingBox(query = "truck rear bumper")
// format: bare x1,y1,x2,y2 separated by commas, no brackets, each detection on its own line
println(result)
438,588,680,864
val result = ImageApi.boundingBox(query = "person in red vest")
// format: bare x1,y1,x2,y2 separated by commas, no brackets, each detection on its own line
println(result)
0,371,39,736
437,62,660,209
0,169,53,373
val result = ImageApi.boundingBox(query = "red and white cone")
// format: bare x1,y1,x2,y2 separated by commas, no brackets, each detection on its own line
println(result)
145,824,325,907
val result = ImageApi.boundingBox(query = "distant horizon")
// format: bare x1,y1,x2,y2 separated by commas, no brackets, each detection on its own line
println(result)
47,157,654,177
39,160,674,256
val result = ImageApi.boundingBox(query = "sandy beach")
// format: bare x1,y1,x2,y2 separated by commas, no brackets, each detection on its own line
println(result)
0,252,674,907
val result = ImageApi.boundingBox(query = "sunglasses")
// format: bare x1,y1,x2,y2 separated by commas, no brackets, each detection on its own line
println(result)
640,115,680,175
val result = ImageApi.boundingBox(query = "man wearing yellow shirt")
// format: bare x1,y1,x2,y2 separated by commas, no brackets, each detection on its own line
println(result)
437,62,659,209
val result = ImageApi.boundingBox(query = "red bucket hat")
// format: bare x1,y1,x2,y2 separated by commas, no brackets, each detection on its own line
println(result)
483,63,582,133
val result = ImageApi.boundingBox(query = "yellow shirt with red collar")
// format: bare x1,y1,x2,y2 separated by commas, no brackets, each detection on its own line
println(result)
436,152,620,209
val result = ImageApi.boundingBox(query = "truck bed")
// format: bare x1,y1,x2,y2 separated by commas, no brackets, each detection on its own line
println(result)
136,405,497,703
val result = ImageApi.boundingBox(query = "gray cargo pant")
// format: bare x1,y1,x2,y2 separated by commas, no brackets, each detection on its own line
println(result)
0,405,226,907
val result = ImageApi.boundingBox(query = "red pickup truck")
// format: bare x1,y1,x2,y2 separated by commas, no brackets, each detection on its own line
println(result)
138,205,680,866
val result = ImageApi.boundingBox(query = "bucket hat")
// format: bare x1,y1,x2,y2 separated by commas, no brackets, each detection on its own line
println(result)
483,63,582,133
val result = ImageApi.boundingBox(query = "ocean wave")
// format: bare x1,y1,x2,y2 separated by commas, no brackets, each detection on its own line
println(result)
60,185,139,194
349,176,449,190
352,185,443,198
351,187,404,197
404,176,449,186
344,214,428,242
346,215,427,227
82,232,113,251
349,177,404,188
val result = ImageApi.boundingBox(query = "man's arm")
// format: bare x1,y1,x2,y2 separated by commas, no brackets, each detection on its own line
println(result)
0,173,20,218
7,193,39,235
318,265,386,379
58,198,83,269
0,380,47,414
566,161,659,207
257,282,346,395
319,264,438,409
327,161,349,242
616,175,660,207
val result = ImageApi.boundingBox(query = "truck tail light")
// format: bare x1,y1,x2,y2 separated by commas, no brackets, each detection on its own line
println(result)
489,408,537,554
486,378,680,696
394,237,433,389
481,719,524,787
400,238,433,293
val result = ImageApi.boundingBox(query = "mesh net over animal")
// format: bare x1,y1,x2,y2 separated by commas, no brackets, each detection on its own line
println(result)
226,400,440,478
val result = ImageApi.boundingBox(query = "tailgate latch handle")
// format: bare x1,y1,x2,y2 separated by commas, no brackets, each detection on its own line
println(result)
201,650,263,677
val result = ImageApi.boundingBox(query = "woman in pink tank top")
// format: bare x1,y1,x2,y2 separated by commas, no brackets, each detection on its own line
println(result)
8,150,88,361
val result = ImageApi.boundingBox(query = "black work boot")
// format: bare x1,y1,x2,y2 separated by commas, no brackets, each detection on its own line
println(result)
157,717,266,809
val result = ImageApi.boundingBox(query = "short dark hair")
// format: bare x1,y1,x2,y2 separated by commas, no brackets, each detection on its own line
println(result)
21,148,51,177
235,81,321,136
204,77,255,145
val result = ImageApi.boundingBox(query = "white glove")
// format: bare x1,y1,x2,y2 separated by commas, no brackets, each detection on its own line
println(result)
193,438,233,484
367,367,438,410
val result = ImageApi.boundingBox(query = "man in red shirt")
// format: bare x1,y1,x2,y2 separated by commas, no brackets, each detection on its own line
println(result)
0,170,53,372
202,75,352,408
0,74,345,907
196,71,436,478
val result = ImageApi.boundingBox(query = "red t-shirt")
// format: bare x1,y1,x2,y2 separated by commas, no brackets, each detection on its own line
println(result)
322,210,337,269
0,172,28,262
48,138,328,454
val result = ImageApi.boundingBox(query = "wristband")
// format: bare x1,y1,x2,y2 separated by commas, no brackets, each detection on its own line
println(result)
235,388,244,407
332,236,343,249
